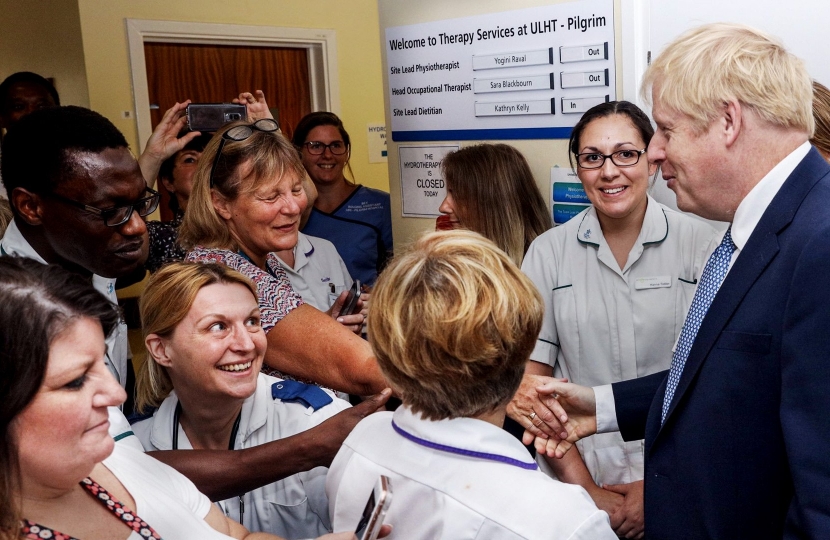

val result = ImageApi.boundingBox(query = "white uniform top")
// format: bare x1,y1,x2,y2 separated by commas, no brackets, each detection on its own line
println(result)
522,196,718,486
103,443,237,539
276,232,352,311
132,373,351,538
327,405,616,540
0,219,142,450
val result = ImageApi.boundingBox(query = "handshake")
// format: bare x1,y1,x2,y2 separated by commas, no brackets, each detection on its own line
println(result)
508,375,600,458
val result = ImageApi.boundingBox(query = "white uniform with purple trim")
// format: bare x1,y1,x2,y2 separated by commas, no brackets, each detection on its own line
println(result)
326,405,615,539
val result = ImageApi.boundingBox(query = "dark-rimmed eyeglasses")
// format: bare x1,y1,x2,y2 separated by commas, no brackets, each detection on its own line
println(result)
575,149,647,170
209,118,280,187
302,141,347,156
49,187,160,227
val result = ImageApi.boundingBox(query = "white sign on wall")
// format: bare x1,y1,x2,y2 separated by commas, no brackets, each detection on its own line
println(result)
367,123,388,163
399,145,459,217
386,0,615,141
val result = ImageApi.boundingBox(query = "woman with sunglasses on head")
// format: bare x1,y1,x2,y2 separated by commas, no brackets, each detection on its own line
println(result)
179,119,386,396
508,101,718,539
292,112,393,287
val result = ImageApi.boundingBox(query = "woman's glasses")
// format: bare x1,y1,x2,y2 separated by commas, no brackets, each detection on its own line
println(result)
575,148,646,169
302,141,347,156
209,118,280,187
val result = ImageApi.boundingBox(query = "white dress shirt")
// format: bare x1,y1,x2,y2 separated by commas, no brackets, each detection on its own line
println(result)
595,141,812,432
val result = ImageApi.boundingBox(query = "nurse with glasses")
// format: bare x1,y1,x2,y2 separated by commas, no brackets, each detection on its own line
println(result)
509,101,719,539
292,112,393,287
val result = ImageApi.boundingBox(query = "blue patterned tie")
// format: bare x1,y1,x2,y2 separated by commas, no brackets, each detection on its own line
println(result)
662,227,736,424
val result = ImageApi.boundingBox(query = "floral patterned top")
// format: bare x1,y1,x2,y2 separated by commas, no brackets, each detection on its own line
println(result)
22,477,162,540
146,211,186,273
185,246,304,333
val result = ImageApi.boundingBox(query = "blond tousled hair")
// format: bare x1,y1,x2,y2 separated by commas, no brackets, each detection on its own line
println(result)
441,144,551,266
368,230,543,420
811,80,830,160
135,262,258,413
178,122,307,251
642,23,814,136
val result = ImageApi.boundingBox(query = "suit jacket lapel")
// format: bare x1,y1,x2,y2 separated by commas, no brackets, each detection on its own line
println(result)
655,148,829,439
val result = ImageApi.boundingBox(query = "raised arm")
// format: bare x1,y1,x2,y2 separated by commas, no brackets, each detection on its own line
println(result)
265,304,387,396
148,389,390,501
233,90,275,122
138,100,200,188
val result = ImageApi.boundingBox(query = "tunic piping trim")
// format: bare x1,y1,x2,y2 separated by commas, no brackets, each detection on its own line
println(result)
391,419,538,470
641,208,670,247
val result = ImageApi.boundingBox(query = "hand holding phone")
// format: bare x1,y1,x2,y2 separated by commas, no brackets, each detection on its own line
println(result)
354,476,392,540
341,280,362,316
185,103,247,132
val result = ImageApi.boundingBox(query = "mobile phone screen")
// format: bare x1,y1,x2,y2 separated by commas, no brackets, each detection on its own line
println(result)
354,490,377,537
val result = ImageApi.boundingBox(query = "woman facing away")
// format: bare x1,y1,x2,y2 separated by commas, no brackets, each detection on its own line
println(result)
326,230,617,540
508,101,719,538
178,119,385,395
438,142,552,267
0,256,362,540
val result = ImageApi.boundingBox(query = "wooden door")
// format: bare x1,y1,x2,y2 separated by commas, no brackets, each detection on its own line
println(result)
144,42,311,219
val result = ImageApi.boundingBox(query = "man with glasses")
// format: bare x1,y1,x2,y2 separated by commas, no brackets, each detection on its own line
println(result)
1,105,151,394
0,106,390,505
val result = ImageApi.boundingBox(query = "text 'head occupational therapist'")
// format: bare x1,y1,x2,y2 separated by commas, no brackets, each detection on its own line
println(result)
526,22,830,539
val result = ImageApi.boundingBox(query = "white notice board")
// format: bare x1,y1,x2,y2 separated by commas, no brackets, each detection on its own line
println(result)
386,0,616,142
399,145,459,217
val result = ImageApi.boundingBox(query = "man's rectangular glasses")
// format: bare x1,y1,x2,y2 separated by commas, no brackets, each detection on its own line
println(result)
209,118,280,187
50,187,160,227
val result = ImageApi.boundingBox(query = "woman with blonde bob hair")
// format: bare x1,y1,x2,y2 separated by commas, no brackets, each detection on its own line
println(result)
178,120,385,395
326,230,616,539
438,143,551,266
133,262,351,537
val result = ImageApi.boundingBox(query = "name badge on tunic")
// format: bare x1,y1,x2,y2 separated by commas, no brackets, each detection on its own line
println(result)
634,276,671,290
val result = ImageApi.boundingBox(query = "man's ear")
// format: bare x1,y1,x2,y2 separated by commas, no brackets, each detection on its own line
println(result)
722,99,743,148
10,187,45,226
145,334,174,368
211,190,232,220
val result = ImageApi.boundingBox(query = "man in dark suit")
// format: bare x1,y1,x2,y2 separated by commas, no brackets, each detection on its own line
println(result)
528,23,830,539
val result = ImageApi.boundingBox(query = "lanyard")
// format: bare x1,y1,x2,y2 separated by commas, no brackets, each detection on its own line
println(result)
173,402,246,523
392,419,538,471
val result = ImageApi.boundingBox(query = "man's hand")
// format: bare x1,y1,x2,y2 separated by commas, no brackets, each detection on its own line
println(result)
585,484,626,530
507,373,571,440
525,380,598,458
138,100,200,188
314,389,391,465
606,480,645,539
233,90,274,122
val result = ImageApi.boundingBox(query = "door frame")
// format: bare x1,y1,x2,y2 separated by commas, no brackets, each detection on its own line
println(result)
126,18,339,152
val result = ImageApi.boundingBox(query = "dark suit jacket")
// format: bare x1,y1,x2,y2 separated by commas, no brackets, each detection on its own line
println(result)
613,148,830,539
